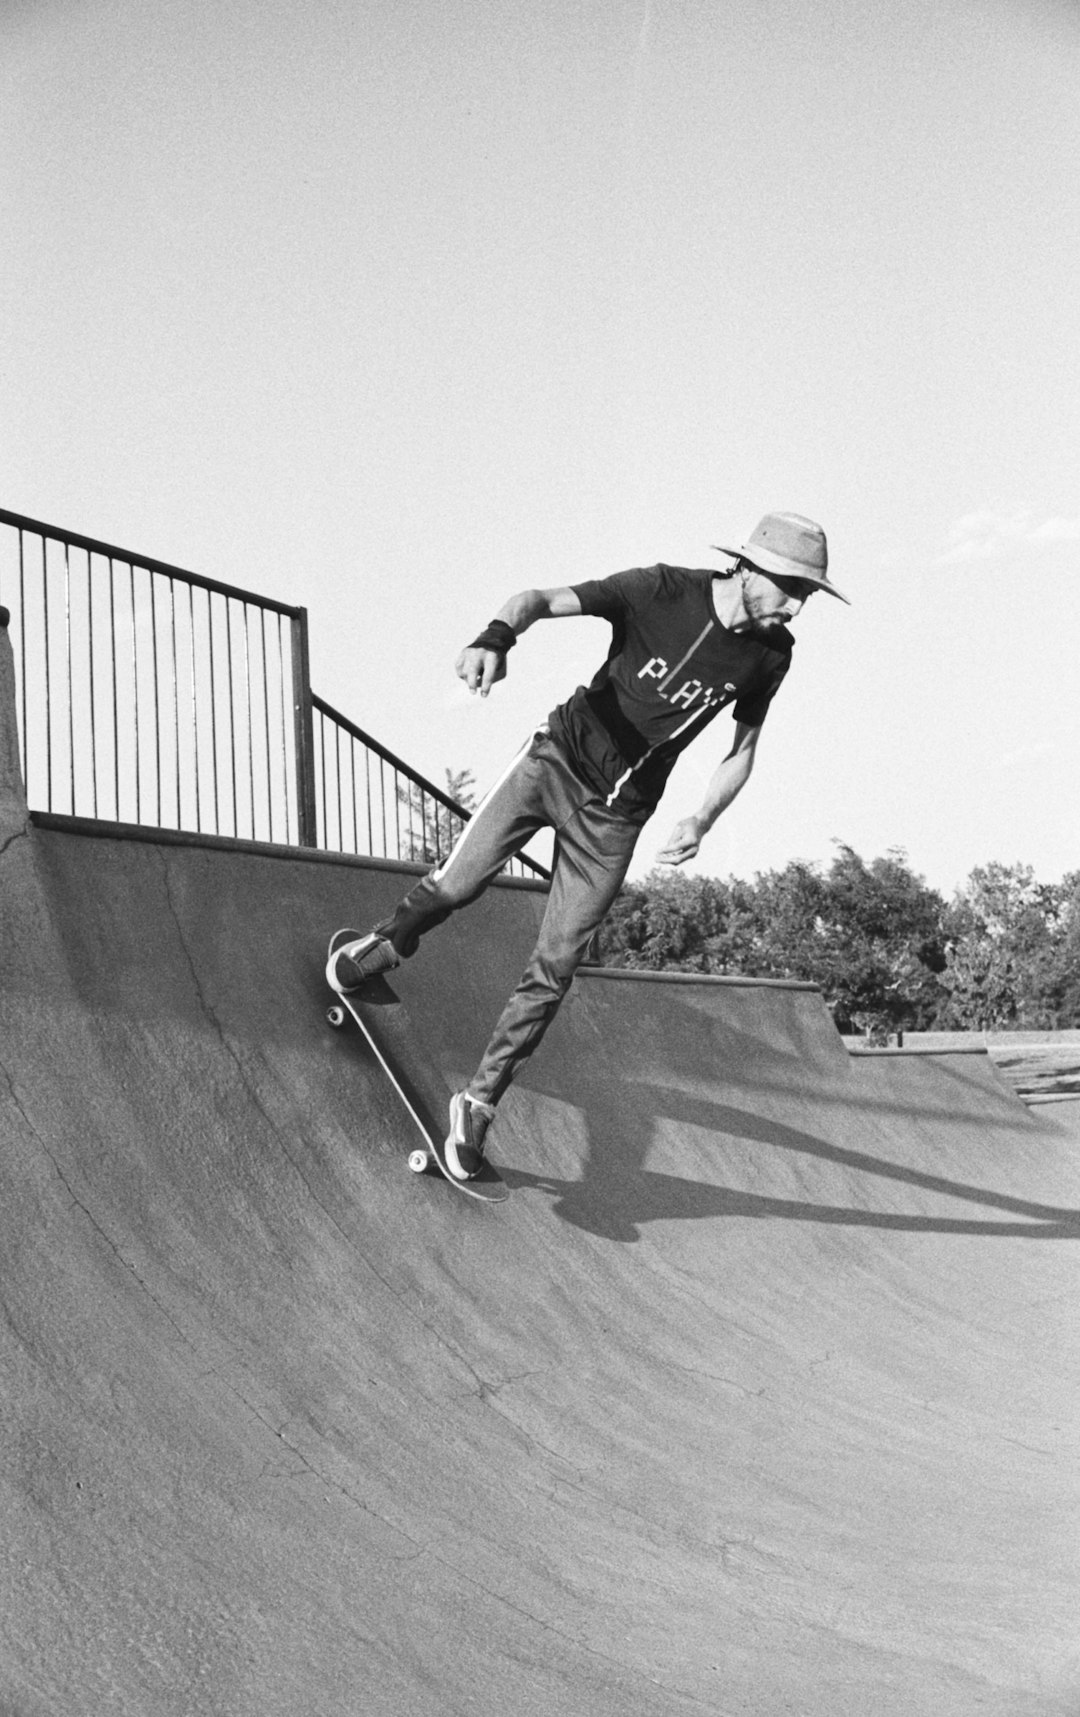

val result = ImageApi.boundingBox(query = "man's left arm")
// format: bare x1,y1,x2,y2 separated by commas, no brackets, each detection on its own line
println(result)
655,722,762,866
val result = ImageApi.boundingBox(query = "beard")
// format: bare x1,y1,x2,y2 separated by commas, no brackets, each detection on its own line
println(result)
743,607,788,636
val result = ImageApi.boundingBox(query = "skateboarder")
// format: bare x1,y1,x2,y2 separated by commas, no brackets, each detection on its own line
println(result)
328,512,849,1181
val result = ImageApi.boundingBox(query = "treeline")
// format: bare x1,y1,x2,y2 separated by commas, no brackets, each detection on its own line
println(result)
592,846,1080,1039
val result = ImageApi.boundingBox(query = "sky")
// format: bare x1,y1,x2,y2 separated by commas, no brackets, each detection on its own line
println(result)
3,0,1079,897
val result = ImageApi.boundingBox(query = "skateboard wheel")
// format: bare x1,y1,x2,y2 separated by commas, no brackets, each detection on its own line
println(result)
407,1149,430,1175
326,1005,346,1029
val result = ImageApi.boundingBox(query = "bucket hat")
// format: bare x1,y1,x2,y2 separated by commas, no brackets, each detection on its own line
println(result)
712,513,850,603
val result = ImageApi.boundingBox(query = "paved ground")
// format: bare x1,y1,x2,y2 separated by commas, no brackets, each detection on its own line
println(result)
990,1042,1080,1106
844,1033,1080,1106
2,788,1079,1717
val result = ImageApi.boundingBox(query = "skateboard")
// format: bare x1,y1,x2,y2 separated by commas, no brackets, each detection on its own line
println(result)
326,972,508,1204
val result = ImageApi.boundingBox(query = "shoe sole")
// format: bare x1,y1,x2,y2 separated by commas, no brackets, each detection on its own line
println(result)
326,927,364,994
325,928,397,994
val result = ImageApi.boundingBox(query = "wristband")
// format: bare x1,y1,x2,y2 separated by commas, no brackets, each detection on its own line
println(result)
468,619,517,653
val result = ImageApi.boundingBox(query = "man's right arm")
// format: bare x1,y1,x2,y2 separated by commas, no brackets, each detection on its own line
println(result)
456,586,583,697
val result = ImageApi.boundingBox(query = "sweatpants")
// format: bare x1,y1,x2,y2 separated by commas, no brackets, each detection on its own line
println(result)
373,727,642,1105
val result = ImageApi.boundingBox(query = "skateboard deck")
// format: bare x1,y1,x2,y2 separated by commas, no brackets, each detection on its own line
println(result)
326,973,508,1203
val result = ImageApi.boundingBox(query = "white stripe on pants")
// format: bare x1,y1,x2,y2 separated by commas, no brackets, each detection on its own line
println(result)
374,729,641,1102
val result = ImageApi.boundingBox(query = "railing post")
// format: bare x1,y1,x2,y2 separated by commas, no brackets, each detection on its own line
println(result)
291,608,318,847
0,606,30,845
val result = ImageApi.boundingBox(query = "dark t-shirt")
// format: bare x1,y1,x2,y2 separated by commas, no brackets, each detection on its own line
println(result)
546,564,793,822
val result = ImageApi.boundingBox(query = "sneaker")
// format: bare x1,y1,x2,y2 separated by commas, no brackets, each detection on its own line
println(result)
444,1091,496,1180
326,927,400,993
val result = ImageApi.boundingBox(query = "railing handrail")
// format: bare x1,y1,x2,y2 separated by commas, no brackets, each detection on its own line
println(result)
312,692,470,820
0,507,301,619
2,508,551,881
312,692,550,879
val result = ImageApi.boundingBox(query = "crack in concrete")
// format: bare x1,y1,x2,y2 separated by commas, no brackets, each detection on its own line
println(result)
995,1433,1058,1457
663,1354,767,1399
0,822,30,860
4,1061,194,1353
421,1543,731,1710
1,1058,36,1139
225,1386,430,1561
156,848,277,1126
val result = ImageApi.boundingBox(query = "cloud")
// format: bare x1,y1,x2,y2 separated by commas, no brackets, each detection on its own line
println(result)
935,510,1080,566
1031,516,1080,543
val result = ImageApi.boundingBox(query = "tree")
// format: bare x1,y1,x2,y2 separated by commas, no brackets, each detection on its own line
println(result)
939,862,1079,1029
397,767,476,865
734,846,947,1037
597,872,744,970
1042,871,1080,1024
597,844,950,1038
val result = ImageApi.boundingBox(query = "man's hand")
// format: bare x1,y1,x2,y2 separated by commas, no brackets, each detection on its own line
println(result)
656,816,706,866
455,645,508,697
455,588,583,695
656,724,761,863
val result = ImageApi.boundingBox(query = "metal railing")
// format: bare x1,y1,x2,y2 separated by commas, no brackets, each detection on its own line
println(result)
0,508,548,879
313,695,547,879
0,508,316,844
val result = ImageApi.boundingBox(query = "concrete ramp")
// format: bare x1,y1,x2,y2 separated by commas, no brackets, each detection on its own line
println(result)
2,819,1079,1712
